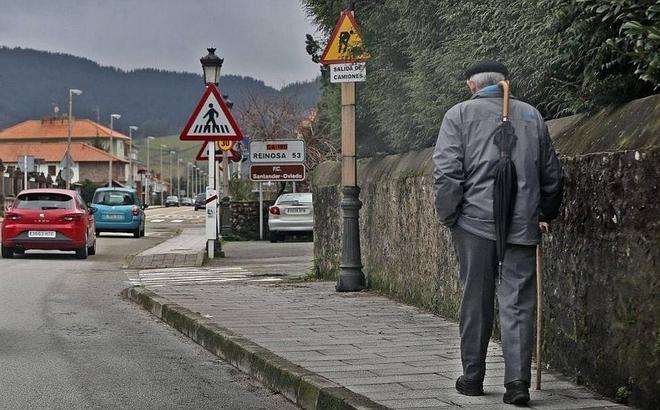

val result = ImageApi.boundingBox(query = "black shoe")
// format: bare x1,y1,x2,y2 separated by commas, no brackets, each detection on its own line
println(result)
455,375,484,396
503,380,530,405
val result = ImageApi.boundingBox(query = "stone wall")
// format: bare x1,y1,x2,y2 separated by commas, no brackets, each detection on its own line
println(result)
230,200,274,240
311,149,658,406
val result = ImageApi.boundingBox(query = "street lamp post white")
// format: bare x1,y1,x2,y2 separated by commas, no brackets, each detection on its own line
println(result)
65,89,82,190
177,158,183,197
145,136,155,205
169,150,176,197
128,125,138,188
108,113,121,187
187,162,192,198
160,145,166,203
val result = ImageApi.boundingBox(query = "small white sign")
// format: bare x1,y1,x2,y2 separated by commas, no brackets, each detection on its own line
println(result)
205,189,217,240
330,62,366,83
249,140,305,163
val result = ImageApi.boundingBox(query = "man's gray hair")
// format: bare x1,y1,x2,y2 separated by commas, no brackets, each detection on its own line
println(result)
469,72,505,89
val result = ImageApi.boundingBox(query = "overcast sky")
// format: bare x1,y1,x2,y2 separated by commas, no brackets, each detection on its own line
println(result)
0,0,321,88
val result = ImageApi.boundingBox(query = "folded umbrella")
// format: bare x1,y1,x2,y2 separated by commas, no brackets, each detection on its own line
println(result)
492,80,518,277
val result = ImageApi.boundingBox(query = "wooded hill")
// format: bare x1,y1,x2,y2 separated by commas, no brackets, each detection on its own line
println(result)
0,47,321,140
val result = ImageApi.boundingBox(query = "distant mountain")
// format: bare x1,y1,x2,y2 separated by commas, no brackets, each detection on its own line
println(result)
0,47,321,139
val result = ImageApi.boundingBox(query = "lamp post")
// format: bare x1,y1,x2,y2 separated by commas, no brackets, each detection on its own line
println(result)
177,158,183,197
187,162,192,198
108,113,121,187
145,136,155,205
169,150,176,197
66,89,82,190
128,125,138,188
160,145,166,203
200,48,224,258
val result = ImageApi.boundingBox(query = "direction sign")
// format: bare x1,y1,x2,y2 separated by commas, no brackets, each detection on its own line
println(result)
320,10,369,65
217,140,233,152
249,164,306,182
249,140,305,163
330,62,366,83
180,84,243,141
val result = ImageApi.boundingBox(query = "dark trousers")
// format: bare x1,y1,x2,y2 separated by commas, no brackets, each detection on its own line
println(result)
451,226,536,385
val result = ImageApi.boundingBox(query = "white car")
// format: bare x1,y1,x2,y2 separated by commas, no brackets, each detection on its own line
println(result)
268,193,313,242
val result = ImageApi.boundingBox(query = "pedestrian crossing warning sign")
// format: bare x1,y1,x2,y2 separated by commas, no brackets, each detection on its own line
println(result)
180,84,243,141
320,10,369,65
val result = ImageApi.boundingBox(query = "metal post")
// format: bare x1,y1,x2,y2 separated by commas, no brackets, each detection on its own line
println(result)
23,156,28,190
66,91,73,190
169,152,174,195
206,143,217,259
259,182,263,240
336,80,365,291
109,117,114,187
128,127,133,188
160,145,165,204
220,150,232,238
145,137,150,205
177,158,182,196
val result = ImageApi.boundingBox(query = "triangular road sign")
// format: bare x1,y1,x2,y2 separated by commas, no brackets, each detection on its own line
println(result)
320,10,369,65
180,84,243,141
195,140,240,162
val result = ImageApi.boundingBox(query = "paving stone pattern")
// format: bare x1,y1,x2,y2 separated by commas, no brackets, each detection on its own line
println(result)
151,281,626,410
129,228,206,269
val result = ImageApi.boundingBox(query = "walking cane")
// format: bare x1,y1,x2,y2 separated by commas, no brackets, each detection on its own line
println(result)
536,223,549,390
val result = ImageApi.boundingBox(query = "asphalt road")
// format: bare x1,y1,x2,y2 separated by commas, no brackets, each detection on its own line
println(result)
0,212,297,410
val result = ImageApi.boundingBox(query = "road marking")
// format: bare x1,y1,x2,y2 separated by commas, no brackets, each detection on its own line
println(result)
171,219,184,223
150,219,165,223
126,266,283,287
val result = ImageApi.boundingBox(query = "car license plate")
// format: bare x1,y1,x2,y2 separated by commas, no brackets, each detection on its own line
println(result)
105,214,124,220
286,208,309,215
28,231,56,238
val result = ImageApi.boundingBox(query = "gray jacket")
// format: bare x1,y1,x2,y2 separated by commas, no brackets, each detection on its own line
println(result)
433,86,563,245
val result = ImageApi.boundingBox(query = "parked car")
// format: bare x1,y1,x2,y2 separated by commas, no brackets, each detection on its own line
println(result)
165,195,180,207
181,197,193,206
1,189,97,259
91,187,146,238
193,194,205,211
268,192,313,243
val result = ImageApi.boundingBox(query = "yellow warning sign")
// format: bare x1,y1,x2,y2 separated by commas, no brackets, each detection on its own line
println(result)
216,140,233,152
320,10,369,65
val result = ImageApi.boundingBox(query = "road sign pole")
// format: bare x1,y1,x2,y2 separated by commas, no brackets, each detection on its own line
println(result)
220,149,232,238
336,79,365,292
259,182,263,241
207,142,216,259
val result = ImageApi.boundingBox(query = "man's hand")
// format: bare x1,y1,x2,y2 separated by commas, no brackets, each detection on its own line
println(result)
539,222,550,234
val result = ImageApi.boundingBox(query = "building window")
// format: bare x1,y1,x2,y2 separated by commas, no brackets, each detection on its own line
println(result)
48,165,56,176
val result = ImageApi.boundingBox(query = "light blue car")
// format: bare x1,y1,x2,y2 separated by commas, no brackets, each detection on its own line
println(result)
91,188,146,238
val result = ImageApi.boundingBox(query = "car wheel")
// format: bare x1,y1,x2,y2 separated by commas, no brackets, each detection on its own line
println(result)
95,230,101,237
87,238,96,256
75,240,88,259
1,245,14,258
14,248,25,255
269,232,279,243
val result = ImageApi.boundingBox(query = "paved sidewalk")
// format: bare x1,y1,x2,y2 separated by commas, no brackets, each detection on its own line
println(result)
128,227,206,268
126,280,626,410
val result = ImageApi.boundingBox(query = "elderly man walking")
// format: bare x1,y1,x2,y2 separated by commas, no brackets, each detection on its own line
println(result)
433,60,563,405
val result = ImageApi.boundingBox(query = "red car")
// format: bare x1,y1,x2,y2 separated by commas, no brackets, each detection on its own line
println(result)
1,189,97,259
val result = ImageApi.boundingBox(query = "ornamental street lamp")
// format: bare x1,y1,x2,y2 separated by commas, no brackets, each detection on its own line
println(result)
200,48,223,85
65,89,82,190
145,136,155,205
187,162,192,198
128,125,138,188
108,113,121,187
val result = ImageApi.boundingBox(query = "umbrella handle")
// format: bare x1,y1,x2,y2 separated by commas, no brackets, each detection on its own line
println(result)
498,80,510,121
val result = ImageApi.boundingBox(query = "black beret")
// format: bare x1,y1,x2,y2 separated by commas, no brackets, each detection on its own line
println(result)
464,59,509,80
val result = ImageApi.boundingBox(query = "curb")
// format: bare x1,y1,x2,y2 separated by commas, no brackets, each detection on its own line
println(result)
123,286,388,410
